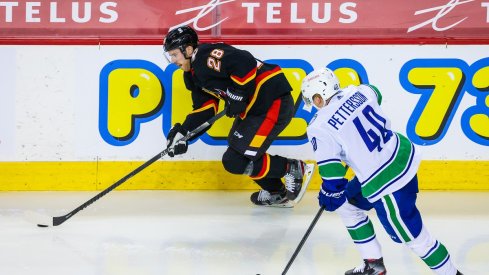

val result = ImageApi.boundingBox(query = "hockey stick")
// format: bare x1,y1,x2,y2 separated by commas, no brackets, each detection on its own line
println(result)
25,110,227,227
282,165,350,275
282,205,325,275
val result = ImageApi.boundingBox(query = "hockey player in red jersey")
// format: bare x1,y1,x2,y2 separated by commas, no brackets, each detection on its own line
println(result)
163,26,314,207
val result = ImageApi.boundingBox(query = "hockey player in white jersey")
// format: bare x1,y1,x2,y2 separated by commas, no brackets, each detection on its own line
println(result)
301,68,462,275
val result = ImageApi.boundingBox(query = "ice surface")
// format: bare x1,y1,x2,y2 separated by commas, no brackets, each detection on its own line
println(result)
0,190,487,275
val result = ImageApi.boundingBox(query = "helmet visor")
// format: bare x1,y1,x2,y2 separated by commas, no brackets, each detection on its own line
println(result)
163,51,172,64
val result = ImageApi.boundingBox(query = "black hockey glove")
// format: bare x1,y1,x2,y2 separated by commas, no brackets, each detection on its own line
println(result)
166,123,188,157
224,87,247,118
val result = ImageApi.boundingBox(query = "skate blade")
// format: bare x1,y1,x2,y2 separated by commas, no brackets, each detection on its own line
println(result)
292,163,315,204
265,201,294,208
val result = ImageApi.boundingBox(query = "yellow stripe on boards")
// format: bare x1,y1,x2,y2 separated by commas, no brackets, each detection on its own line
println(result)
417,161,489,190
1,161,98,191
0,160,488,191
0,161,255,191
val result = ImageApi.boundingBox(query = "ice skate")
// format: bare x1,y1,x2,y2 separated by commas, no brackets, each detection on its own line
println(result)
284,159,315,204
250,189,293,208
345,258,386,275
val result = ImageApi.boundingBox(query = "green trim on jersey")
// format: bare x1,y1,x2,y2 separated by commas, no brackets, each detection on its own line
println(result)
361,133,413,199
366,84,382,105
318,162,347,178
347,219,376,243
422,242,450,269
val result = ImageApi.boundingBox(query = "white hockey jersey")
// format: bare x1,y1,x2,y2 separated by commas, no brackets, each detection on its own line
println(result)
307,84,421,202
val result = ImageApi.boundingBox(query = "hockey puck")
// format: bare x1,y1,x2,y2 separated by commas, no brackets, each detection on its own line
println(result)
37,224,48,228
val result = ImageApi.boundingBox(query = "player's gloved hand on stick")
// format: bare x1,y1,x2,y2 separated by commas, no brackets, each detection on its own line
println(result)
318,179,347,212
224,87,247,118
166,123,188,157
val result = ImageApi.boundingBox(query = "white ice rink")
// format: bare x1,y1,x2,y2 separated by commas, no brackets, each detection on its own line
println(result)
1,190,488,275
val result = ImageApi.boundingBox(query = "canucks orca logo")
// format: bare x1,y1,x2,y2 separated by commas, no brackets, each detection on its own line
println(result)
311,137,317,151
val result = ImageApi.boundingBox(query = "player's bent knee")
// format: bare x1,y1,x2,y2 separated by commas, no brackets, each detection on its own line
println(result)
336,202,369,226
406,226,435,255
222,148,249,175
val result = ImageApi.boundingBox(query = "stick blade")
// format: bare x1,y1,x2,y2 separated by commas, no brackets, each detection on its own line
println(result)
24,210,54,227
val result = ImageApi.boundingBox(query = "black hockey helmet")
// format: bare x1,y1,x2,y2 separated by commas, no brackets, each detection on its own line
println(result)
163,26,199,52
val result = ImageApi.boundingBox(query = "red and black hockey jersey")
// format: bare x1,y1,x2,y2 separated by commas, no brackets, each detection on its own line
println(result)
180,42,293,133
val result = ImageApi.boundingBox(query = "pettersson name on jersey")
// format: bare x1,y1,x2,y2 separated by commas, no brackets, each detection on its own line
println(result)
328,91,367,130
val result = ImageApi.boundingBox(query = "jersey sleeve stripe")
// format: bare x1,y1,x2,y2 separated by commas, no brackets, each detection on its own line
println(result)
239,66,282,119
366,84,382,105
318,161,346,178
190,99,218,114
255,65,281,84
202,87,224,99
231,67,257,86
317,158,342,165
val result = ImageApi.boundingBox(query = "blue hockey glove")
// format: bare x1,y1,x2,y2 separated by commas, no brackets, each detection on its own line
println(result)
224,87,247,118
166,123,188,157
318,179,347,212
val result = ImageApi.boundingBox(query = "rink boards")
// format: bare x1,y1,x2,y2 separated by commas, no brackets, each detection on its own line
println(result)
1,160,488,191
0,45,488,191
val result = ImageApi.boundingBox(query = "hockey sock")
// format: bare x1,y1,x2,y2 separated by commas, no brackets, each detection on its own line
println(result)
337,202,383,259
406,226,457,274
253,178,285,193
250,153,288,179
